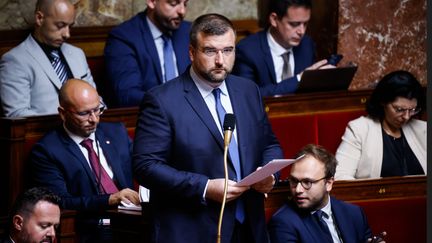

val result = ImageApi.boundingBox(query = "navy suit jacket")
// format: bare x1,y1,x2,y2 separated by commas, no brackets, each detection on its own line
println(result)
233,30,315,96
30,122,134,212
104,11,191,107
268,197,372,243
133,69,284,243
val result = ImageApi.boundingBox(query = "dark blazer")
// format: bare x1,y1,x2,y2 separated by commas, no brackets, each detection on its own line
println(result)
133,69,284,243
104,11,191,107
268,197,372,243
233,30,315,96
30,122,134,212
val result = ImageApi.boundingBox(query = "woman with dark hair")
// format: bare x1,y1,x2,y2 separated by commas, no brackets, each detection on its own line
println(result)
335,70,426,180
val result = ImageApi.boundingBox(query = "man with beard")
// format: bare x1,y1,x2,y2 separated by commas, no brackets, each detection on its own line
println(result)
0,0,95,117
104,0,191,107
132,13,283,243
30,79,139,242
4,187,60,243
268,144,385,243
233,0,334,96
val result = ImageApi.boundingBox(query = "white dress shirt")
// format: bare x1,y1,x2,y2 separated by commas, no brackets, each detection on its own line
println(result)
147,16,179,82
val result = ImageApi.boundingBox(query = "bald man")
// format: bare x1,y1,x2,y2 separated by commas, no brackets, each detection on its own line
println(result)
30,79,138,242
0,0,95,117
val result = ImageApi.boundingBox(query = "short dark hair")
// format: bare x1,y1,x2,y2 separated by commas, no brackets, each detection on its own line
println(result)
366,70,425,119
189,13,235,48
269,0,312,19
8,187,61,230
295,144,337,178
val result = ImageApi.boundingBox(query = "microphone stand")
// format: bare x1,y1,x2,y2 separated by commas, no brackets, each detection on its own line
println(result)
217,142,229,243
217,114,235,243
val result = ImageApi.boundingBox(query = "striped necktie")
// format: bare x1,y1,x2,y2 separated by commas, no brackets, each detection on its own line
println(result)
50,49,69,84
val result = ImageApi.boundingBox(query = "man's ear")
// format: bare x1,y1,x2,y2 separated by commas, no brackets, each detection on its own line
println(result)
12,215,24,231
188,45,195,62
147,0,157,10
268,12,279,28
326,177,335,192
35,11,44,27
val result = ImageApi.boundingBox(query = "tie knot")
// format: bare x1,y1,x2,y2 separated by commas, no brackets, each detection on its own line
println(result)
212,88,222,100
80,138,93,149
161,34,172,43
281,51,290,61
315,210,328,220
50,49,60,59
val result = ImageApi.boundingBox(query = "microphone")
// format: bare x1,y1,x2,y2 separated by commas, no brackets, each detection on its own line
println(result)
217,113,236,243
223,114,236,148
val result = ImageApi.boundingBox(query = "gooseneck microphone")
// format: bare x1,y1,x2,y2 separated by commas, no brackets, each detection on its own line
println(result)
217,114,236,243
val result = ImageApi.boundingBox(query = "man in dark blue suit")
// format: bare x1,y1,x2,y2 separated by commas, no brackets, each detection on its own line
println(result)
133,14,283,243
30,79,139,242
233,0,331,96
104,0,191,107
268,144,385,243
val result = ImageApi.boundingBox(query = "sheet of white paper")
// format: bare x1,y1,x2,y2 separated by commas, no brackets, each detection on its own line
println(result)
236,155,304,186
117,186,150,211
139,185,150,202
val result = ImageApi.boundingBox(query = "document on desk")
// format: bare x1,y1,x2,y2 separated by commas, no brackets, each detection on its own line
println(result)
236,155,304,186
118,186,150,211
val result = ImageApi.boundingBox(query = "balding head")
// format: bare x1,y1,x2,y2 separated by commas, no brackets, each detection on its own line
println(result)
58,79,102,137
59,79,99,108
34,0,75,48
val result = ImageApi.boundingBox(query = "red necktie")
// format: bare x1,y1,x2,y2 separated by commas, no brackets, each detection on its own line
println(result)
80,138,119,194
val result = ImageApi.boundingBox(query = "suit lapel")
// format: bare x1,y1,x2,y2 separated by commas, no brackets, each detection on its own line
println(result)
139,12,164,85
96,128,128,189
58,128,99,192
259,31,277,83
25,35,62,89
182,73,224,151
302,212,329,242
331,197,352,243
225,77,247,175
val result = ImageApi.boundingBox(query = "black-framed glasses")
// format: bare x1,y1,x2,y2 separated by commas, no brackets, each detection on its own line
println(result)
390,104,420,116
287,176,327,190
199,47,235,57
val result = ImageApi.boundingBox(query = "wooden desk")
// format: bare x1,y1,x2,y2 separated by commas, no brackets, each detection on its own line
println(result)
108,176,426,243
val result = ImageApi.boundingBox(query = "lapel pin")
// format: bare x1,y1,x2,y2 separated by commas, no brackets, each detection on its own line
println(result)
106,140,110,144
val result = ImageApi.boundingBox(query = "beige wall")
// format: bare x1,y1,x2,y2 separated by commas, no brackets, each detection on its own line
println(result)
0,0,258,30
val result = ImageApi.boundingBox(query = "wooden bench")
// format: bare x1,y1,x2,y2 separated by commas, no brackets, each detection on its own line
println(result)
267,176,426,243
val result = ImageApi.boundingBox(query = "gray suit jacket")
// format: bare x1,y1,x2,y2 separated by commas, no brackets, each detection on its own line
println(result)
0,34,94,117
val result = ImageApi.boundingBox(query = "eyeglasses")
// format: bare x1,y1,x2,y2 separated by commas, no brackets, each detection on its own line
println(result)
287,176,327,190
199,47,234,57
63,105,106,119
390,104,421,116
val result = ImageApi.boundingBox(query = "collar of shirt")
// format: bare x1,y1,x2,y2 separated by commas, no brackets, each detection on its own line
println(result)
267,30,294,83
189,68,237,140
63,124,96,146
31,34,60,62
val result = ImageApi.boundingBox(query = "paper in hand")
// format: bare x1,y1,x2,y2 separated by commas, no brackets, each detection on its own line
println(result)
236,155,304,186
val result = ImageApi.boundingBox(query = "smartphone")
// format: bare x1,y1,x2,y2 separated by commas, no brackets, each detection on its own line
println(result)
327,54,343,65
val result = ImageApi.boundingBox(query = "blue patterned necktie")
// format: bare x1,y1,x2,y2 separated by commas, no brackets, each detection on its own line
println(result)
50,49,68,84
212,88,245,223
315,210,333,243
161,34,176,82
